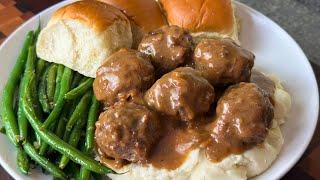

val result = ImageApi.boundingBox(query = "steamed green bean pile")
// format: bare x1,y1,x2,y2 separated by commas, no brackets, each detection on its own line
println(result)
0,26,113,179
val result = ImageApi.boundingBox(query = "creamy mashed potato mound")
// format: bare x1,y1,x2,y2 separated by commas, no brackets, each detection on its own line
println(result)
108,74,292,180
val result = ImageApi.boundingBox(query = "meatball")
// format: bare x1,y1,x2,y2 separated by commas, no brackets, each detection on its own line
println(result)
144,67,215,121
93,48,155,106
250,70,275,98
95,102,162,162
206,83,274,162
194,38,254,86
138,25,193,75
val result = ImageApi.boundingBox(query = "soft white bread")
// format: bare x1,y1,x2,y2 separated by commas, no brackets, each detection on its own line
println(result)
99,0,167,47
159,0,239,43
36,0,133,78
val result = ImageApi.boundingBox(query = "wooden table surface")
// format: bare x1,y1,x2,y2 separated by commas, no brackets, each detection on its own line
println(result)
0,0,319,179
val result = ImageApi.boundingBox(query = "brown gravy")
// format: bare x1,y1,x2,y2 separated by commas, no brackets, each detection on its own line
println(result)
147,119,210,170
98,73,276,171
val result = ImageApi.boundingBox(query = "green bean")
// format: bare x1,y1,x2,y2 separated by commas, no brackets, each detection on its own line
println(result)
55,99,78,142
54,65,64,103
38,66,50,113
79,96,100,179
46,64,57,110
79,166,91,180
65,91,92,136
60,92,91,168
0,31,34,146
17,147,29,174
85,96,99,153
64,78,94,100
42,67,73,129
36,59,47,81
39,68,65,153
55,115,68,139
38,142,49,156
34,133,41,149
55,100,77,141
34,22,41,43
59,117,86,169
17,46,36,141
38,122,56,156
23,142,67,180
22,75,113,175
71,73,83,89
16,48,35,175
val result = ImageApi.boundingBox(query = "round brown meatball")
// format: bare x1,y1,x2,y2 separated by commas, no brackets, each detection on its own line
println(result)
93,48,155,106
194,38,254,86
138,25,193,75
144,67,215,121
206,83,274,162
95,102,162,163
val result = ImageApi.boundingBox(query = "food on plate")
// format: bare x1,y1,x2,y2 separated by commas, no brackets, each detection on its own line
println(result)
251,70,276,98
36,0,133,78
99,0,167,47
0,0,293,179
144,67,215,121
194,38,255,86
107,72,291,180
159,0,239,42
138,25,193,75
1,25,113,179
206,83,274,162
93,48,155,106
95,101,162,164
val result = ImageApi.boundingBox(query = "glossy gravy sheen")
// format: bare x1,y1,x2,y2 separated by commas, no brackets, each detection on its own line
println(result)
100,74,276,170
146,75,275,169
148,119,210,170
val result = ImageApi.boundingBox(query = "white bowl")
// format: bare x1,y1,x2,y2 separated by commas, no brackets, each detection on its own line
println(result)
0,1,318,180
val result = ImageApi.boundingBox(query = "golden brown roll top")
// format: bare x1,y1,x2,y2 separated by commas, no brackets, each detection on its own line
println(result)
99,0,167,48
99,0,167,33
36,0,133,78
48,0,129,33
159,0,238,42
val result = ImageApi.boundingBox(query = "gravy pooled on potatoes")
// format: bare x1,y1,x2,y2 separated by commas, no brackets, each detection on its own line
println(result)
93,32,278,170
206,83,274,162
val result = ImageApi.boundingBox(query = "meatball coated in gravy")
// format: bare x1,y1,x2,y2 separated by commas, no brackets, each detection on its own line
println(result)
93,49,155,106
138,25,193,75
95,102,162,163
194,38,254,86
206,83,274,162
251,70,276,98
144,67,215,121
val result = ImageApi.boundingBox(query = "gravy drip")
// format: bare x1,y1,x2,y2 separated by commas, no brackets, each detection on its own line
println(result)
97,75,276,170
147,118,210,170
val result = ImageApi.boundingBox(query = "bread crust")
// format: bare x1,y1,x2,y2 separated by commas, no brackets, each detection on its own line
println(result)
99,0,167,33
49,0,130,33
159,0,235,34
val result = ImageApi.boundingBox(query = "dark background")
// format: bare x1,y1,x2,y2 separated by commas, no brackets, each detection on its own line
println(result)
0,0,319,179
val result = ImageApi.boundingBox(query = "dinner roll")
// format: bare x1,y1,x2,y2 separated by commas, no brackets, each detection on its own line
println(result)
99,0,167,47
36,0,133,78
159,0,239,43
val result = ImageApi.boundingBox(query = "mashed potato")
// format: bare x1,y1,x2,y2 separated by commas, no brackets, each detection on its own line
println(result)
108,74,292,180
